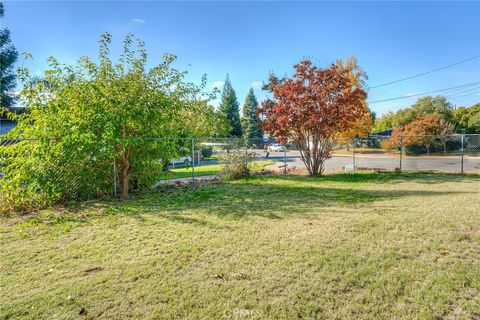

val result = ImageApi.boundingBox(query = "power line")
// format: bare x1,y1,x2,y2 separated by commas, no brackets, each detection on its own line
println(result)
374,89,480,114
450,90,480,100
444,95,467,105
447,85,480,97
367,82,480,104
368,54,480,89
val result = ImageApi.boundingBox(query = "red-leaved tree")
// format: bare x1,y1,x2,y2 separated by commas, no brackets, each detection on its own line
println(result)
259,58,368,176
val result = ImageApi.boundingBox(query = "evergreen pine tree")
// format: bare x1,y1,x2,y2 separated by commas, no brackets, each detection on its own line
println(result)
0,2,19,109
219,74,242,137
241,87,263,142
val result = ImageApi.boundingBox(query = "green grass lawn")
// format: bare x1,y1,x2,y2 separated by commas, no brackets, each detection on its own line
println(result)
1,172,479,319
160,160,273,179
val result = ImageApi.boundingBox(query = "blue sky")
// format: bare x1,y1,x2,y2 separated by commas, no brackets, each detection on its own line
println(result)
2,1,480,116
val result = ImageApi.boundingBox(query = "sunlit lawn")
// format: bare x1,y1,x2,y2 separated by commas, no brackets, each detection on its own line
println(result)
1,172,479,319
159,160,273,179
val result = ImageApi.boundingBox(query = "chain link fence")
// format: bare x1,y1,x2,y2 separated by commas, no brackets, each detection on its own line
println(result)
0,137,273,212
265,134,479,175
1,134,479,213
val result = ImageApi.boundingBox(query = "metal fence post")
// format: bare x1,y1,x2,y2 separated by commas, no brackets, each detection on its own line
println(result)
399,136,403,172
191,138,195,188
352,138,356,173
461,129,465,174
245,139,248,171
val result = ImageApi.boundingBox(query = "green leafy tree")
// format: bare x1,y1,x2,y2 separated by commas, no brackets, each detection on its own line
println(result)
454,103,480,133
1,33,212,212
179,101,230,138
0,2,19,109
372,95,454,132
219,74,242,137
467,110,480,133
411,96,454,122
241,87,263,142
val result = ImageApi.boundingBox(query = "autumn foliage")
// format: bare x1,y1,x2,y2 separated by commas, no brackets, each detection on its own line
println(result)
383,114,456,154
337,111,373,140
259,58,368,175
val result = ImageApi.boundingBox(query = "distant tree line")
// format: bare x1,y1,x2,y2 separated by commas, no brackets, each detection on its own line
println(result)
373,96,480,134
375,96,480,155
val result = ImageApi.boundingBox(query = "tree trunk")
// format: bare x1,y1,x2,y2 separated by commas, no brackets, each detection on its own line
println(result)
119,125,131,199
121,163,129,199
426,145,430,155
443,141,447,153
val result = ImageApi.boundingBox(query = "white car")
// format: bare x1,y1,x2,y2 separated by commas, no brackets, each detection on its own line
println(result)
268,144,287,152
170,156,192,166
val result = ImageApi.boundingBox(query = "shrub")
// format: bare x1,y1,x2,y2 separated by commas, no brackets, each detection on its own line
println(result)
201,148,213,159
0,33,215,213
218,151,253,180
381,139,396,152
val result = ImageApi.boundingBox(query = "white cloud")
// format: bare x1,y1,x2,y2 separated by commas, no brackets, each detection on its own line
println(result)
251,81,263,89
212,80,224,89
131,18,145,24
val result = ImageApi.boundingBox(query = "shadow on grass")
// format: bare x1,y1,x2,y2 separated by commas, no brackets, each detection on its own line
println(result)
10,172,477,232
102,172,476,221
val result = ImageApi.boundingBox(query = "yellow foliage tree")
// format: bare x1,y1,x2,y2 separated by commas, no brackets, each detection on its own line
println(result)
337,110,372,143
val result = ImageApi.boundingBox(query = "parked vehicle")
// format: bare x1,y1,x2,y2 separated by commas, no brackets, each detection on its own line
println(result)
170,156,192,166
268,143,287,152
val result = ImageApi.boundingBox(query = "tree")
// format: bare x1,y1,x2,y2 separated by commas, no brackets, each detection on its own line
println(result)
219,74,242,137
411,96,454,122
467,111,480,133
381,127,403,151
403,114,444,155
383,115,455,154
177,101,230,138
454,103,480,133
438,118,455,152
1,33,212,212
260,58,368,176
0,2,19,109
337,109,373,140
241,87,263,143
372,108,416,132
372,95,455,132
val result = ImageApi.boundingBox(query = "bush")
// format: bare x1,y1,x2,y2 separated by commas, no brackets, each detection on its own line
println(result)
404,145,427,155
380,139,395,151
218,151,253,180
201,148,213,159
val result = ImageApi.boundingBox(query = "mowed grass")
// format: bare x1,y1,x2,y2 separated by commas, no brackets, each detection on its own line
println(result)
1,172,479,319
159,160,273,179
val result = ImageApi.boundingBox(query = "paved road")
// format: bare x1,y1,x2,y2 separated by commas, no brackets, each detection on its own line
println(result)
256,150,480,174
